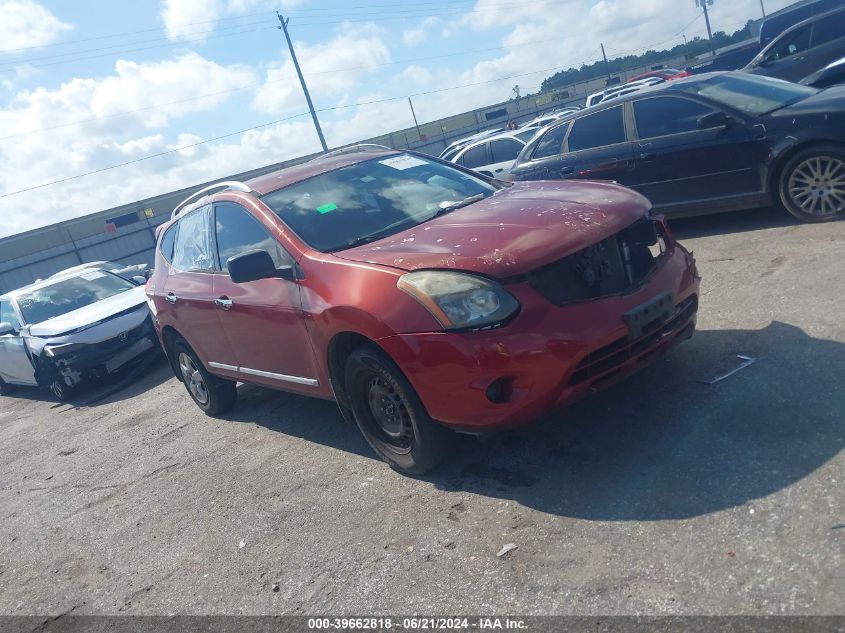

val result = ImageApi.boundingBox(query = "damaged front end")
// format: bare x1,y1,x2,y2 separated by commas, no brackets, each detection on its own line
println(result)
29,312,158,399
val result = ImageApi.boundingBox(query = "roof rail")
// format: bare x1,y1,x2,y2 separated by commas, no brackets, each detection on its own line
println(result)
171,181,253,218
306,144,391,164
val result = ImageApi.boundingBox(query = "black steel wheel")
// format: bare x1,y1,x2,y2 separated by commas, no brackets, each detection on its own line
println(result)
344,346,458,474
779,145,845,222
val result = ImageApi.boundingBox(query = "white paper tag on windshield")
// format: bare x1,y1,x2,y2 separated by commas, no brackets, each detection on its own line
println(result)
80,270,106,280
379,155,428,170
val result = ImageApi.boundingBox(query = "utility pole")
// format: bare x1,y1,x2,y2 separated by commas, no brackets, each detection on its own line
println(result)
698,0,715,57
759,0,766,18
407,97,422,139
276,12,328,153
600,43,611,83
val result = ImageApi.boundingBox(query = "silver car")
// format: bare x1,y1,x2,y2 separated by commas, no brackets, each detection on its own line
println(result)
0,270,156,400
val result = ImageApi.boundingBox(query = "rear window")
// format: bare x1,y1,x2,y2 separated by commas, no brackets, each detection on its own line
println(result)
812,11,845,46
15,272,135,324
531,123,569,159
567,106,626,151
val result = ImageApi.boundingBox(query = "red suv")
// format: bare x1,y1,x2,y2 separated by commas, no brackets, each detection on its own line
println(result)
148,146,699,473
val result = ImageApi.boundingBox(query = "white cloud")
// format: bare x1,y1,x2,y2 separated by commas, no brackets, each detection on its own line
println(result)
160,0,224,42
252,23,391,116
403,17,439,47
0,0,72,50
0,53,261,236
160,0,307,42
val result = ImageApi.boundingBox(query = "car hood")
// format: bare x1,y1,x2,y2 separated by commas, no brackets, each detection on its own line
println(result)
333,180,650,277
28,286,148,337
770,84,845,117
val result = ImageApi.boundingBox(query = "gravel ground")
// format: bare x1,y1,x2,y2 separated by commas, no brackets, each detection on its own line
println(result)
0,207,843,616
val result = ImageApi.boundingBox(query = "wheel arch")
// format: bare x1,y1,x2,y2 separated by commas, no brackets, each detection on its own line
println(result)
160,324,187,381
769,139,845,196
326,331,382,423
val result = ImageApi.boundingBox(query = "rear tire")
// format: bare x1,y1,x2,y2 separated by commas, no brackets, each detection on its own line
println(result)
779,144,845,222
344,346,458,475
171,338,237,416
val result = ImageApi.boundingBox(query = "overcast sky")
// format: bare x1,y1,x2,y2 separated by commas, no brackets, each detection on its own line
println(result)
0,0,795,237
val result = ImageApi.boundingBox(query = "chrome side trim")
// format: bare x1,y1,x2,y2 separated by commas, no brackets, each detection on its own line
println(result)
239,366,319,386
209,362,238,372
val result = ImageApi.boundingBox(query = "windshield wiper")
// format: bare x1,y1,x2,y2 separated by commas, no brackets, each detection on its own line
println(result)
433,193,486,217
331,217,417,252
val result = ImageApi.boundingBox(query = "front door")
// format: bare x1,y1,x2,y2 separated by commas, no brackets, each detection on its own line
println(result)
162,204,239,369
561,105,636,183
0,299,36,385
211,202,319,393
629,95,766,212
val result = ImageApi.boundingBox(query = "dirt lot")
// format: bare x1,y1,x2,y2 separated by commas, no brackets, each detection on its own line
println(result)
0,208,843,616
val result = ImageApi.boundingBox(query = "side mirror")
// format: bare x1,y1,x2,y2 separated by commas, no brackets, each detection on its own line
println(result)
132,275,147,285
697,111,730,130
0,322,16,336
227,250,295,284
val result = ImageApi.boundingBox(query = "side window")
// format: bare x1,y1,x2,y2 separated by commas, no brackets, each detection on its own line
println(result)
634,97,716,138
460,144,489,169
171,205,214,272
159,223,177,263
566,106,626,152
531,123,569,159
214,203,289,271
0,300,21,329
812,15,845,46
489,139,523,163
769,24,812,59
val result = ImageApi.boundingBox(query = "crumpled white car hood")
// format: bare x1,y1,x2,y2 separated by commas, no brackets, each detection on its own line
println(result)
28,286,149,338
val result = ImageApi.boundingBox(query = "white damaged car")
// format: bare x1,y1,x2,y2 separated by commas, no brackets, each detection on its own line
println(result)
0,269,157,400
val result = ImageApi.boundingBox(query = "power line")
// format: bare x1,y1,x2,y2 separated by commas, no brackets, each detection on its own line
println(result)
0,19,273,68
0,37,580,141
0,60,594,199
0,25,276,74
0,10,277,54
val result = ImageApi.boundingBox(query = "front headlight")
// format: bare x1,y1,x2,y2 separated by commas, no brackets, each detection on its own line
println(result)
397,270,519,331
43,343,85,357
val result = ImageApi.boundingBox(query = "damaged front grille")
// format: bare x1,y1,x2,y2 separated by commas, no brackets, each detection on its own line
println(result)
569,294,698,386
528,216,663,306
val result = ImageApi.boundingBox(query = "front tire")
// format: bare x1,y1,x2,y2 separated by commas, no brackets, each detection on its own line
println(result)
779,145,845,222
49,376,73,402
344,346,458,475
171,339,237,416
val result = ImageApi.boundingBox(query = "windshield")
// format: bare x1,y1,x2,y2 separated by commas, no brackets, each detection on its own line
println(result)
261,154,497,252
689,73,817,116
15,271,135,324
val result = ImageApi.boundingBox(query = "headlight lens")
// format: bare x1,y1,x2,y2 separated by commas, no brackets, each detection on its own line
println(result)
43,343,85,357
397,271,519,331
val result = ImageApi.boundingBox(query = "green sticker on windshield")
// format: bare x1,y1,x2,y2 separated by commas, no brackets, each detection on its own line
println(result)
316,203,338,214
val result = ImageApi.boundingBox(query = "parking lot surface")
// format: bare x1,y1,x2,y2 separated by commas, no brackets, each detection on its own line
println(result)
0,208,843,616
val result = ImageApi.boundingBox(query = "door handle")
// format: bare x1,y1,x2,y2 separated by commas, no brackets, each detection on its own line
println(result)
560,166,575,175
214,297,234,310
165,293,177,304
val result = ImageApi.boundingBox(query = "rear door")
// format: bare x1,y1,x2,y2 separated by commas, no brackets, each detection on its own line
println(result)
805,12,845,74
557,105,635,182
758,23,815,81
629,95,765,212
0,299,35,385
162,205,239,369
486,138,525,178
211,202,320,392
456,142,492,175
